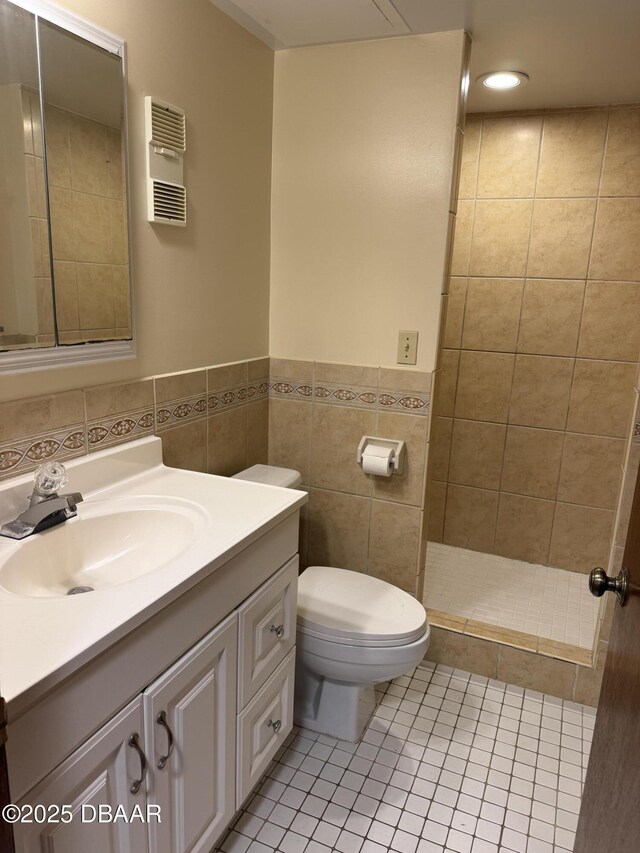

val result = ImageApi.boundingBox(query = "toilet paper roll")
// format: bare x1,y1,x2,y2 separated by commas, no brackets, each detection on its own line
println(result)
361,445,394,477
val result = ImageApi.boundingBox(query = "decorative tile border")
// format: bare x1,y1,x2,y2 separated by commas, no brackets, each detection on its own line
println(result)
247,377,269,403
155,393,208,431
208,382,248,414
378,387,430,416
268,375,431,415
314,382,377,409
269,379,313,401
0,425,87,480
87,408,155,451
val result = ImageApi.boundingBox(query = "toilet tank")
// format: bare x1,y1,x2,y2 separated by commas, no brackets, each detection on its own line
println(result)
232,464,302,489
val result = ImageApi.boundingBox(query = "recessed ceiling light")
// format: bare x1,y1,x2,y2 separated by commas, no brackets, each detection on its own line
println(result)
477,71,529,90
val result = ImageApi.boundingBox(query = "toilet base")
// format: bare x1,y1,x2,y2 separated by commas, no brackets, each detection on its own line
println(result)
293,658,375,742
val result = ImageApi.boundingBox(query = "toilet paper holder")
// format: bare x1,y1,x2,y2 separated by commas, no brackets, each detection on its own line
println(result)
357,436,405,475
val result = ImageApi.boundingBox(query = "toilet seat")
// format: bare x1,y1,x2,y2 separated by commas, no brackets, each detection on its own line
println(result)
297,566,427,648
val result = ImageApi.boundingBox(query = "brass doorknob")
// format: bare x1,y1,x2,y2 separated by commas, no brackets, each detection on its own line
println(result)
589,566,628,606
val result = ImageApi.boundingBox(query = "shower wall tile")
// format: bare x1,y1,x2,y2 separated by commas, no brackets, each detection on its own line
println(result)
600,108,640,196
442,277,467,348
536,110,608,197
461,278,524,352
494,492,554,565
476,115,542,198
509,354,574,430
500,426,564,500
526,198,596,279
567,359,636,438
469,199,532,277
458,118,481,199
426,480,447,543
427,416,453,482
448,419,506,490
450,199,474,275
443,484,498,552
454,350,514,422
590,198,640,282
549,503,615,573
517,279,585,357
433,349,459,417
577,281,640,362
557,433,625,510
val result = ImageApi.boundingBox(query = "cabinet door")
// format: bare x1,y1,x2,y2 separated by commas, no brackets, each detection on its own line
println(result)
143,614,237,853
14,697,148,853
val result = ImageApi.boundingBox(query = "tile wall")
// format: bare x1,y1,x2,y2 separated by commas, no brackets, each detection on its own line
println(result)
268,359,432,597
429,105,640,575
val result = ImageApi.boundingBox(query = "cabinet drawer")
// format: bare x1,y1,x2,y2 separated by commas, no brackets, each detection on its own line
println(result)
237,556,298,708
237,648,295,806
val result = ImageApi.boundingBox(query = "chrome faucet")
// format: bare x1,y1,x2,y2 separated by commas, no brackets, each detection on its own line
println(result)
0,462,83,540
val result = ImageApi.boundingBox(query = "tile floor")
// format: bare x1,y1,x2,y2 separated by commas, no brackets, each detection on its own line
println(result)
216,662,594,853
424,544,599,649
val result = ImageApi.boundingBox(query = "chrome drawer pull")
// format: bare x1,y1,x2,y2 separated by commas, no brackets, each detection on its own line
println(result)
268,718,282,733
156,710,175,770
270,624,285,639
128,733,148,794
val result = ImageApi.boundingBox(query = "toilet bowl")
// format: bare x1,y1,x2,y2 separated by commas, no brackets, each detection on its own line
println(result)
233,465,431,741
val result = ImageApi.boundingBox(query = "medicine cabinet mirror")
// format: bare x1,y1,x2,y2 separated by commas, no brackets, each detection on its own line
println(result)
0,0,134,372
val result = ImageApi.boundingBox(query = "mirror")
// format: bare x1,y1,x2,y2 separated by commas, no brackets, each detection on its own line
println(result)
0,0,133,367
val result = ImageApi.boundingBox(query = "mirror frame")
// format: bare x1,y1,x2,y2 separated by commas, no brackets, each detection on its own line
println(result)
0,0,135,373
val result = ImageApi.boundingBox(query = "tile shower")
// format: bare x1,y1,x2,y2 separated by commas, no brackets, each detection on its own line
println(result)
425,104,640,702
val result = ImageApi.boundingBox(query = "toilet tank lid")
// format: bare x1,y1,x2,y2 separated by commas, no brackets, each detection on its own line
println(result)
298,566,427,643
232,464,302,488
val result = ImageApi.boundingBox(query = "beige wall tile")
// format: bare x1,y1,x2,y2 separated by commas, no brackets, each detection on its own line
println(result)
48,187,75,260
477,115,542,198
378,368,432,394
458,118,481,199
155,369,206,403
442,278,467,349
448,419,506,490
549,502,615,573
0,391,85,443
76,264,115,330
35,279,55,335
464,621,538,653
536,111,608,197
373,412,428,506
268,398,312,483
53,261,79,332
589,198,640,281
428,417,453,482
44,106,70,189
601,108,640,197
426,609,467,633
527,198,596,279
443,484,498,552
84,379,154,420
369,500,422,592
509,355,574,430
246,399,269,467
557,433,625,510
567,359,636,438
160,420,207,473
450,200,474,276
469,200,532,277
309,404,375,496
517,279,585,357
573,641,608,707
433,350,459,417
426,480,447,543
461,278,524,352
494,492,555,564
208,407,247,476
307,488,370,573
270,357,314,381
455,351,514,423
73,194,111,264
498,646,576,700
425,627,499,679
112,266,131,330
578,281,640,362
69,114,108,196
315,361,378,387
207,362,247,391
500,426,564,500
106,128,123,200
248,357,270,380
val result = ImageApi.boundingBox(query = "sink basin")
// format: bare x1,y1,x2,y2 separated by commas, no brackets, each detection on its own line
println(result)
0,496,208,599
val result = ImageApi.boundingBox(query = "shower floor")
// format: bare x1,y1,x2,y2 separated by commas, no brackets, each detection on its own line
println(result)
424,543,599,651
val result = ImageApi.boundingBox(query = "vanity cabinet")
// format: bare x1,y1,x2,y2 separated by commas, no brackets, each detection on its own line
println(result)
12,550,299,853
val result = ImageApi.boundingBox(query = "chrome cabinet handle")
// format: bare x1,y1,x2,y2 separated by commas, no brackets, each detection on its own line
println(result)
589,566,629,606
270,624,285,639
268,718,282,733
156,710,175,770
128,733,148,794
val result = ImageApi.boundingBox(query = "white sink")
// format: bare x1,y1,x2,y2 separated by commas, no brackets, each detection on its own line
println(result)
0,496,208,599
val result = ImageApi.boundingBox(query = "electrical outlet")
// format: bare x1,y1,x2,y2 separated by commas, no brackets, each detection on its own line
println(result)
397,330,418,365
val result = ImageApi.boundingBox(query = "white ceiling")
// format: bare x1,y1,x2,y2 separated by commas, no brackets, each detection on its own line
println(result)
210,0,640,112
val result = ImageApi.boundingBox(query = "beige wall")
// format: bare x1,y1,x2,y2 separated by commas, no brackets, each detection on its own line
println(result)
270,32,466,373
0,0,273,402
428,106,640,575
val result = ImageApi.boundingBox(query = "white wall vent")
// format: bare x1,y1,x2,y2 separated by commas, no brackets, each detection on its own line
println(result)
145,97,187,226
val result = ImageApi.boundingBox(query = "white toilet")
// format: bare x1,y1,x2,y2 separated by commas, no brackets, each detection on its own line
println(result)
233,464,431,741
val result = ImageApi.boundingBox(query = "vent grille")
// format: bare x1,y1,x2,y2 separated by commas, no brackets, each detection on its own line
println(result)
150,102,186,152
152,181,186,225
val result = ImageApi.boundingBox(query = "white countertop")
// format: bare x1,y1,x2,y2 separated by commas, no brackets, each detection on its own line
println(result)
0,437,307,716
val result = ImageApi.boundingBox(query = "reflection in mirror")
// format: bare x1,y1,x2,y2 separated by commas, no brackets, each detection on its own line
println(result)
39,18,132,345
0,0,54,352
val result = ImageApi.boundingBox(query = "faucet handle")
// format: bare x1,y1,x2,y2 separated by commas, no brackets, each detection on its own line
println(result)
33,461,69,496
